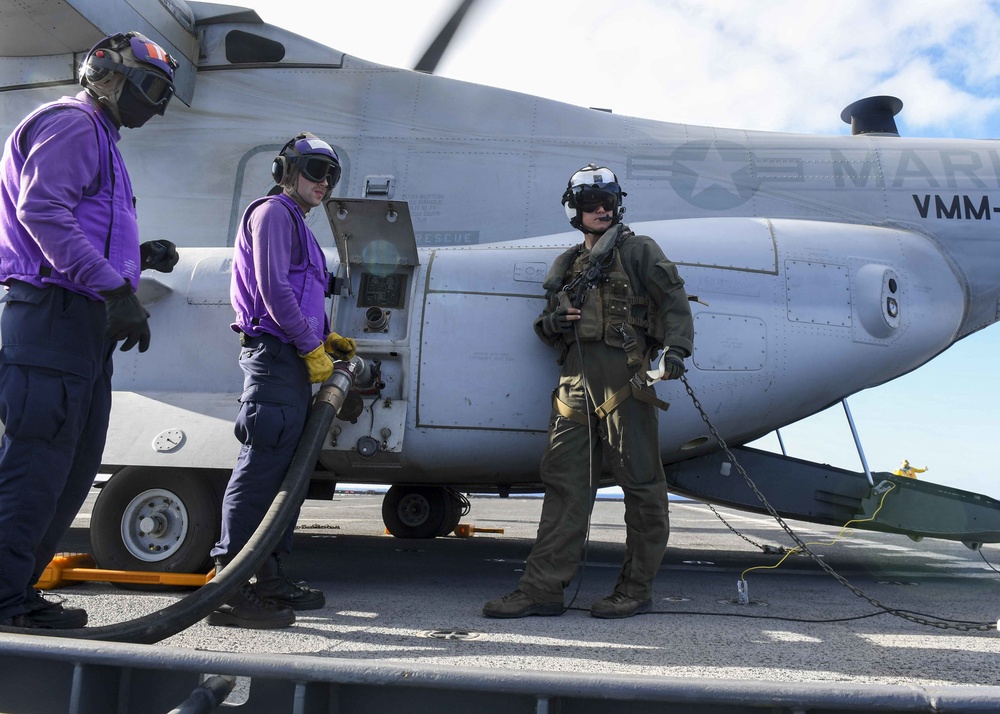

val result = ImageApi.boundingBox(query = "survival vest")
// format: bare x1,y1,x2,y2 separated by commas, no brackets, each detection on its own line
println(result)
549,228,662,370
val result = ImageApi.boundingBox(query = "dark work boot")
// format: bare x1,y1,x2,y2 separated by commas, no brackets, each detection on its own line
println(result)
23,589,88,628
482,589,563,618
205,582,296,629
254,554,326,611
3,590,88,629
590,591,652,619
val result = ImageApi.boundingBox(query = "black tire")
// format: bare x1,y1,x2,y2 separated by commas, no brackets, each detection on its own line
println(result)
381,485,449,539
91,467,222,588
435,489,465,537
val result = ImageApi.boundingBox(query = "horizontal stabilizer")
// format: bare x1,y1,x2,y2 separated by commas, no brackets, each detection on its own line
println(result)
666,446,1000,546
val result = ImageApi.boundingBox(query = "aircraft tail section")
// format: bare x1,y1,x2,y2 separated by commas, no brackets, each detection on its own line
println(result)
666,446,1000,546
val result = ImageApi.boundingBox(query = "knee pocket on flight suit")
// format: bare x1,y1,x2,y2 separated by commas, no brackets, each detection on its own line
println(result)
234,400,301,452
0,363,87,445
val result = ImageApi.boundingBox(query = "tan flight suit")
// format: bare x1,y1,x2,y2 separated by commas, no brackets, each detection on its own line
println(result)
518,223,694,603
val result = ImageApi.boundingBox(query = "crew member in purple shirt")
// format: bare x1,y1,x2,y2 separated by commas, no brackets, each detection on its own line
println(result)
206,133,356,629
0,32,179,629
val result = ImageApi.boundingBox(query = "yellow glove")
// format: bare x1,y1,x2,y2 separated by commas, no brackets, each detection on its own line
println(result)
300,343,334,383
324,331,357,361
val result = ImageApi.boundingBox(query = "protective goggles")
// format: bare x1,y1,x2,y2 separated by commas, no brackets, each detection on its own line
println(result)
88,55,175,111
293,156,342,186
575,185,620,212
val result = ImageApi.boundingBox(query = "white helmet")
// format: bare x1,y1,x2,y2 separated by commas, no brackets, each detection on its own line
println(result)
561,164,626,232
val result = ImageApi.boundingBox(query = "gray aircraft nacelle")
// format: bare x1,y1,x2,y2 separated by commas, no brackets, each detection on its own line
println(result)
68,194,964,572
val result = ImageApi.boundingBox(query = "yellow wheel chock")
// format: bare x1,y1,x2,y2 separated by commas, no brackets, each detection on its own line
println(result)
35,553,214,590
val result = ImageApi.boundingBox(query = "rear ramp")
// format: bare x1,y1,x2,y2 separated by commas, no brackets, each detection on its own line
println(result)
2,633,1000,713
666,446,1000,546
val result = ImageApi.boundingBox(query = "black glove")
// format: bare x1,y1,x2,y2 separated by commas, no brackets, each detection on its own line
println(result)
663,348,686,380
99,280,151,353
139,240,179,273
540,307,575,337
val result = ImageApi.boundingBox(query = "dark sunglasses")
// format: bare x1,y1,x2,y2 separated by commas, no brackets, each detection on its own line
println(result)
295,157,342,186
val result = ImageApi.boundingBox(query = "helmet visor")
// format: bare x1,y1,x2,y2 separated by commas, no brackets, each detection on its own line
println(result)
295,156,342,186
575,185,620,212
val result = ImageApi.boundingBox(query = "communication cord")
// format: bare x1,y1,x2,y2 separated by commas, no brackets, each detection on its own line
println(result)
677,374,997,633
561,323,595,613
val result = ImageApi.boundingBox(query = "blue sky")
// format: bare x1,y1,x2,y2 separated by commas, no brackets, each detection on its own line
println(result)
239,0,1000,498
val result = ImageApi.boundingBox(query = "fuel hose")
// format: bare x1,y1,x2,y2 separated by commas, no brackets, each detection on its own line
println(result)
0,358,362,645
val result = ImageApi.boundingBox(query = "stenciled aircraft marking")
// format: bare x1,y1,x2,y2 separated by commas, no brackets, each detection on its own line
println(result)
637,141,1000,218
912,194,1000,220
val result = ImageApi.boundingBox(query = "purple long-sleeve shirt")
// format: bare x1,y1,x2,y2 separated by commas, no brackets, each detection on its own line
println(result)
0,92,139,297
230,193,329,353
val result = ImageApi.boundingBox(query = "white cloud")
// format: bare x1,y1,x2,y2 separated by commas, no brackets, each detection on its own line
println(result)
237,0,1000,137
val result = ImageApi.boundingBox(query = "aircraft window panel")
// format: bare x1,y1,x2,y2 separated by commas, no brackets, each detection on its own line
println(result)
225,30,285,64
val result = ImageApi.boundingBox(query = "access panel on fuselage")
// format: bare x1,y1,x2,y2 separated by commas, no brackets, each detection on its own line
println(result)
416,248,560,431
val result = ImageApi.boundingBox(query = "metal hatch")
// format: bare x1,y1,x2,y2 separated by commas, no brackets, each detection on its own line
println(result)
323,198,419,269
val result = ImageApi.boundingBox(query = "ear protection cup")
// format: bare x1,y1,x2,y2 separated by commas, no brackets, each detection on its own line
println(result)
271,135,302,184
81,33,129,87
270,155,287,184
84,48,123,85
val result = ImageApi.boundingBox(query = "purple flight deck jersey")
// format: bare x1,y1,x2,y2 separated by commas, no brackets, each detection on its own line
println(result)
0,92,140,298
230,193,329,353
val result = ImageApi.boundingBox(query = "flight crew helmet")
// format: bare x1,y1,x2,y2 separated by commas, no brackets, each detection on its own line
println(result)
271,132,342,200
561,164,627,232
80,31,178,128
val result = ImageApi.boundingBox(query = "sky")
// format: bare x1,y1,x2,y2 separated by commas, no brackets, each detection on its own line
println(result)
236,0,1000,499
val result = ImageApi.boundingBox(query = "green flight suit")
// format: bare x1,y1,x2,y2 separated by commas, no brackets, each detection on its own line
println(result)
519,224,694,603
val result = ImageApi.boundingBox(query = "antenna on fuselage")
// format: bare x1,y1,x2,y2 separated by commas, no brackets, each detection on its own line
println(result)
840,95,904,136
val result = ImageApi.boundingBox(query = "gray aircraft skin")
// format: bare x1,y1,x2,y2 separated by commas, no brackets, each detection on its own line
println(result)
2,0,1000,574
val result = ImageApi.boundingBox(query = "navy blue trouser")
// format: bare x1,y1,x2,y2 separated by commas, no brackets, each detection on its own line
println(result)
211,333,311,562
0,282,113,620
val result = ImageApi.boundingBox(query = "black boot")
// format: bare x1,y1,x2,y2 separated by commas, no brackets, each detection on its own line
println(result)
254,554,326,610
4,590,89,629
205,582,296,629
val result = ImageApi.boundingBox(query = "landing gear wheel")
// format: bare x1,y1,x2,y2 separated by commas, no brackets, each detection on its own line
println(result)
91,467,222,589
382,485,453,539
435,488,467,537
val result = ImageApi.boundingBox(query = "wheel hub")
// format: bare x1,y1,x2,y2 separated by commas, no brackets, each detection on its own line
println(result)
398,493,431,526
121,488,190,562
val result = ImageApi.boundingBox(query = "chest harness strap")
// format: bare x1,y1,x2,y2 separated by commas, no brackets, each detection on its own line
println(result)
552,345,671,426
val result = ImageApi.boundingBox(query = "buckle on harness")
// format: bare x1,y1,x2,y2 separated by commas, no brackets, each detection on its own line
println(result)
613,323,636,353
